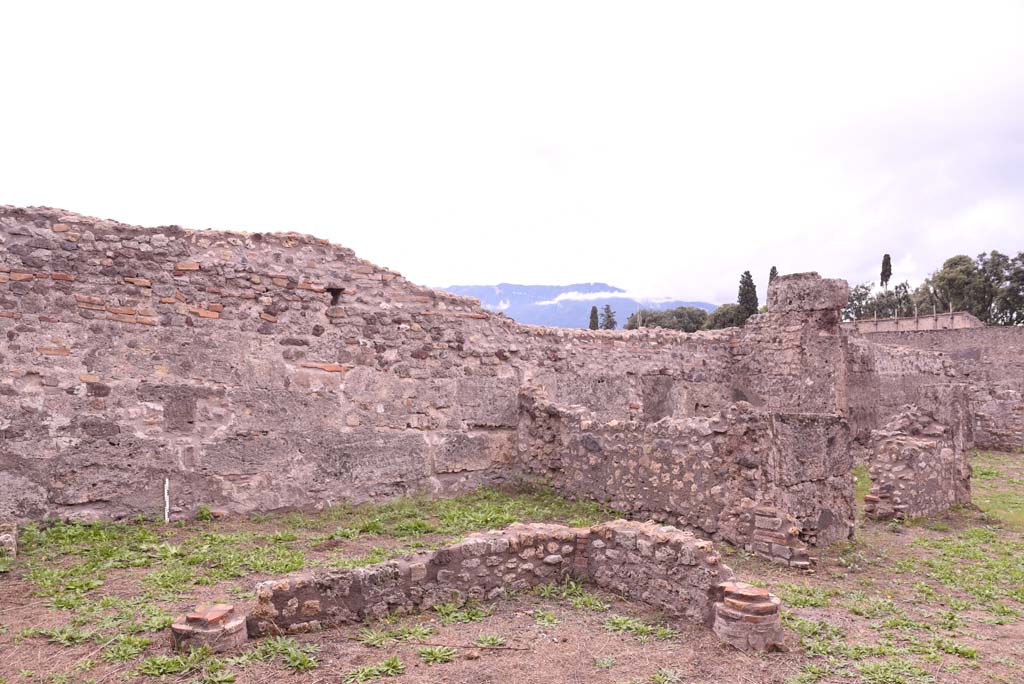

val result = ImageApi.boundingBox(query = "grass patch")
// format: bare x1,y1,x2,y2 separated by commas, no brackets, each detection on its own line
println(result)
856,658,934,683
853,464,872,503
911,525,1024,617
603,615,678,641
777,583,837,608
970,451,1024,529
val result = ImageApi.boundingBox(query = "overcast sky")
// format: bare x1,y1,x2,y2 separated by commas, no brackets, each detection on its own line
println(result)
2,2,1022,305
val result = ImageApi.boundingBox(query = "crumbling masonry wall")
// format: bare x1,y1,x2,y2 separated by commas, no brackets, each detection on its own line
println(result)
843,338,974,462
517,388,817,565
858,328,1024,452
864,407,972,520
1,206,997,550
248,520,785,651
0,207,734,523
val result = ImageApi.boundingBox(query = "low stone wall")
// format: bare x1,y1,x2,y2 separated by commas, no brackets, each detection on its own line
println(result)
248,520,784,651
864,407,972,520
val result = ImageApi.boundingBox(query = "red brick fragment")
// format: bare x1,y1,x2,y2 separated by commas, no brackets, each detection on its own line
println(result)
36,346,71,356
300,362,349,373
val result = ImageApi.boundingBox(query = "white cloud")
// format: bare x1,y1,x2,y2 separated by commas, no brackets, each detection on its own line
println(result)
536,291,688,306
483,299,511,312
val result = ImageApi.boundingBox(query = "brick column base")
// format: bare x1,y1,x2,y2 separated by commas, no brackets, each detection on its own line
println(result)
711,581,785,652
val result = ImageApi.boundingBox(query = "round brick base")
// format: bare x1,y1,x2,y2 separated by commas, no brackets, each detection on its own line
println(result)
711,582,785,651
171,603,248,653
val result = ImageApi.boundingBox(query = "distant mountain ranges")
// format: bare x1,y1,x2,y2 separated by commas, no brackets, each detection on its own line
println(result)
440,282,716,329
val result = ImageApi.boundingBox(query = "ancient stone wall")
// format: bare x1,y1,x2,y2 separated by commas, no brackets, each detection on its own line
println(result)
859,328,1024,451
843,337,970,461
1,206,988,552
248,520,784,651
0,206,733,522
864,407,972,520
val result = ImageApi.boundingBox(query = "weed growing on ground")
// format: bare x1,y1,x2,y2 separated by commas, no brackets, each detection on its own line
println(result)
856,658,935,684
602,615,677,641
534,577,611,611
474,634,506,647
227,636,319,672
102,634,151,662
433,600,492,625
342,656,405,683
777,583,838,608
357,624,436,647
533,609,560,626
418,646,457,664
650,668,682,684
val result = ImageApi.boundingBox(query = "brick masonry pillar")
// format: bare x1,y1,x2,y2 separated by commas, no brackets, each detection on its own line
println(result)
171,603,247,653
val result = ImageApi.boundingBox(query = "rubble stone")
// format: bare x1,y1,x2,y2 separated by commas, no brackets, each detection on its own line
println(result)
0,522,16,559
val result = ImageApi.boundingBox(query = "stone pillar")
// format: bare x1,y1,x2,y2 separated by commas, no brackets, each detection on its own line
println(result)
736,273,857,550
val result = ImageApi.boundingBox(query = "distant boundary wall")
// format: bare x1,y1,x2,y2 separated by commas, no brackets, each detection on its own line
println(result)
844,311,984,334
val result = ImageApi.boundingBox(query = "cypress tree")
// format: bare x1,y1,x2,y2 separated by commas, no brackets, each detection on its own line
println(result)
769,266,778,283
588,305,599,330
881,254,892,290
737,271,758,323
600,304,617,330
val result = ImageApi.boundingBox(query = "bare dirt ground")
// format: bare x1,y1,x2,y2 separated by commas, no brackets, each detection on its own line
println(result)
1,451,1022,684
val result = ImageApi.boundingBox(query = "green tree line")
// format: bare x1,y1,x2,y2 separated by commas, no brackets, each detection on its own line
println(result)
843,251,1024,326
624,268,767,331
